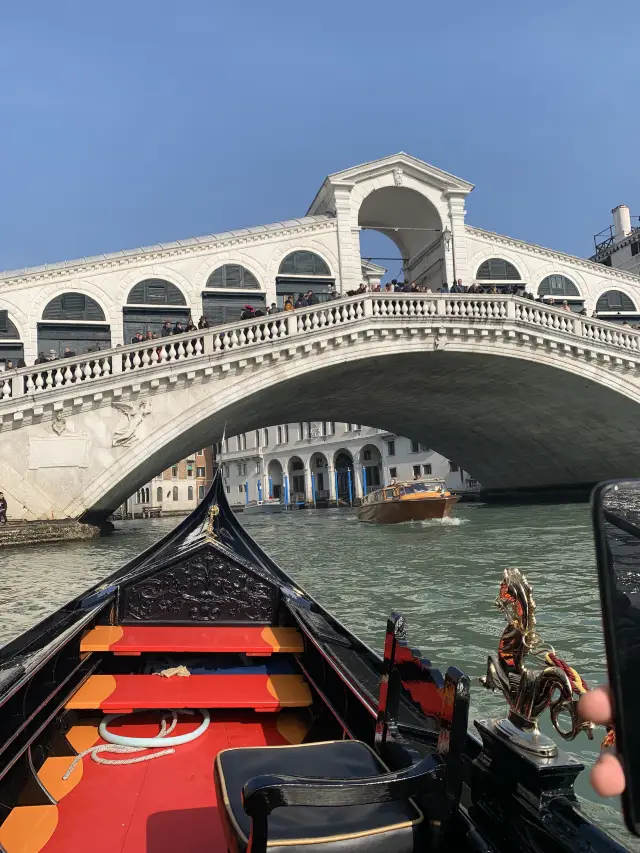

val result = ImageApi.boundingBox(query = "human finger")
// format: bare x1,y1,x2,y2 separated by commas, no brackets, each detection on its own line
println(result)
579,686,612,726
591,751,625,797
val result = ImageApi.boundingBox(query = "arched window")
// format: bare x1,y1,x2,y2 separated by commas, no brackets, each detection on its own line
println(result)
39,293,110,359
123,280,190,343
596,290,637,312
0,310,24,365
43,293,106,321
188,486,194,501
206,265,260,290
172,486,179,501
127,279,186,305
279,252,330,276
476,258,521,281
156,487,163,502
538,275,580,297
0,312,20,340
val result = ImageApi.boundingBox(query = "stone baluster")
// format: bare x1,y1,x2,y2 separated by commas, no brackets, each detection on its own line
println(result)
74,364,83,383
221,332,231,351
83,362,93,380
64,366,74,385
35,373,44,392
194,337,204,355
45,371,54,389
25,374,36,393
1,376,12,399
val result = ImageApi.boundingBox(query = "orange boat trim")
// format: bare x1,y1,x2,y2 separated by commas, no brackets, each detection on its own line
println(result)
65,675,116,710
0,805,58,853
37,757,83,802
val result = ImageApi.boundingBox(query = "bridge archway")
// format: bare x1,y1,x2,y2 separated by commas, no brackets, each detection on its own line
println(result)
38,293,111,359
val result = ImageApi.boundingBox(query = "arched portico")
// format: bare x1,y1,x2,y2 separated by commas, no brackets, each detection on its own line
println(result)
266,459,284,500
307,152,474,294
359,443,383,494
287,456,307,505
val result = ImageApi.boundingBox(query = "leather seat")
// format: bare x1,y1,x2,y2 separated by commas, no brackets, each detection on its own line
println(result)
214,740,423,853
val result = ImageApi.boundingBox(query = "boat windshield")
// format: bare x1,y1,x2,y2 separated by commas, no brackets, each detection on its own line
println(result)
401,482,444,494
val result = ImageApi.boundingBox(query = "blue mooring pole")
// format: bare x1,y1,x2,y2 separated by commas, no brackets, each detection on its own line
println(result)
311,473,316,508
347,469,353,506
334,470,339,507
284,475,289,507
268,476,273,499
363,467,367,497
257,479,262,502
245,480,249,505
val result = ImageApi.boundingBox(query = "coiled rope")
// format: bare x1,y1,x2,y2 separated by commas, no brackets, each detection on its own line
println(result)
62,709,210,781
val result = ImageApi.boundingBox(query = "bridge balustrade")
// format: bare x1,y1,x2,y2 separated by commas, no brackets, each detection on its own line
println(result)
2,293,640,403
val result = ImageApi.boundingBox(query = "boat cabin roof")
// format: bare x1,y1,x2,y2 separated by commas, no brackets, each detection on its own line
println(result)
363,480,447,503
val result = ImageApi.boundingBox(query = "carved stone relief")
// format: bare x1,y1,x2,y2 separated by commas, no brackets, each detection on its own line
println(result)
112,400,151,447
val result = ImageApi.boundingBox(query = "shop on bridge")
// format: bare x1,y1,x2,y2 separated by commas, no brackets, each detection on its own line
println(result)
596,289,640,324
537,274,584,312
0,310,24,369
123,279,191,342
276,251,335,307
37,293,111,359
202,264,266,324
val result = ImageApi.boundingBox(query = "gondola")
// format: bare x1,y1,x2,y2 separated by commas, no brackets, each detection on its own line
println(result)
0,470,630,853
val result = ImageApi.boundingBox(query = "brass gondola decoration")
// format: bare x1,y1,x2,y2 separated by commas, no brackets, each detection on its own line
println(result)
481,568,594,755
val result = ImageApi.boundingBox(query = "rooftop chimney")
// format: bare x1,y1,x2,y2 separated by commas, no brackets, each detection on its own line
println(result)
612,204,632,243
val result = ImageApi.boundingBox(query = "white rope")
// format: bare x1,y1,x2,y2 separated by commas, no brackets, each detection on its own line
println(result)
62,710,195,781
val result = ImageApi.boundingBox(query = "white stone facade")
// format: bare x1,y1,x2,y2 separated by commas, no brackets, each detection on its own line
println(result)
219,423,477,507
2,150,639,371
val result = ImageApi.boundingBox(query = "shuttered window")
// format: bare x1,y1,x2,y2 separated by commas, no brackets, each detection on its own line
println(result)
538,275,580,297
476,259,521,281
278,252,330,276
206,265,260,290
43,293,106,321
127,279,186,305
0,311,19,339
596,290,637,312
202,292,266,325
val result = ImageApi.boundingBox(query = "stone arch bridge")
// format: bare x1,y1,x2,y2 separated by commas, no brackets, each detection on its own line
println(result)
2,293,640,522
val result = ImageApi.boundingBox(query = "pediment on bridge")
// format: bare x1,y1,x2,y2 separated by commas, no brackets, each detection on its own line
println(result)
307,152,474,215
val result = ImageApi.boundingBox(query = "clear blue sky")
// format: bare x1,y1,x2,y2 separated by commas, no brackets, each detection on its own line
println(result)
0,0,637,273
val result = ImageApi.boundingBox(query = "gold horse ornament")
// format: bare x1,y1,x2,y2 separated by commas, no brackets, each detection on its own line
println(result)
481,568,594,755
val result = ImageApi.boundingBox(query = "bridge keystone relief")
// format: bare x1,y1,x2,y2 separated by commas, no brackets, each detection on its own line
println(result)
2,293,640,521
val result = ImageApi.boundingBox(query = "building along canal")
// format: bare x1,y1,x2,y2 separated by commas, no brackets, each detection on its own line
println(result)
0,501,633,849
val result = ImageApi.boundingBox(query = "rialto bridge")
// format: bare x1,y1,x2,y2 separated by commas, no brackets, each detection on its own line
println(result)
2,292,640,521
2,151,640,521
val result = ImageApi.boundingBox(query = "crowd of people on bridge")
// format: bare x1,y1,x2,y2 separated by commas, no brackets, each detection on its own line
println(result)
4,278,640,375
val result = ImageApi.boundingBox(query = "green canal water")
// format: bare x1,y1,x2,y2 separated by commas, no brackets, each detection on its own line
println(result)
0,502,635,849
